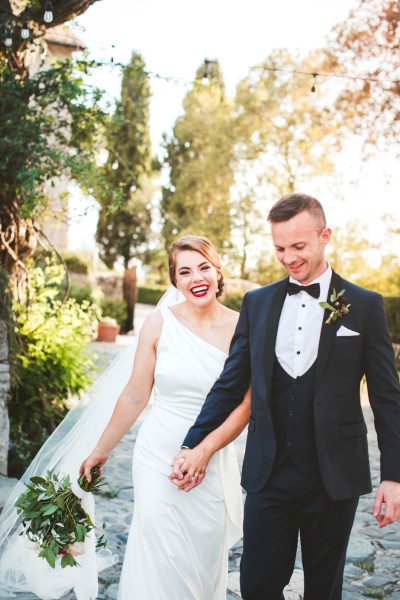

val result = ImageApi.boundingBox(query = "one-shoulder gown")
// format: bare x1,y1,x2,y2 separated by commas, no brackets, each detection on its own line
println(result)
118,306,243,599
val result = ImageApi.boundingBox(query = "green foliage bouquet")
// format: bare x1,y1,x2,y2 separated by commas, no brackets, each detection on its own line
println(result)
14,467,106,569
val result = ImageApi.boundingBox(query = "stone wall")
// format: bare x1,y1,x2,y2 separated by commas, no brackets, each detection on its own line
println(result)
70,271,124,302
0,320,10,475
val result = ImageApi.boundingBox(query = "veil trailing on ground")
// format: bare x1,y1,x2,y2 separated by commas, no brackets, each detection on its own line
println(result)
0,288,182,599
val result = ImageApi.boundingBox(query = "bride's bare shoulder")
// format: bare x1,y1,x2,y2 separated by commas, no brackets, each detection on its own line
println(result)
220,304,240,320
138,310,163,343
219,305,241,330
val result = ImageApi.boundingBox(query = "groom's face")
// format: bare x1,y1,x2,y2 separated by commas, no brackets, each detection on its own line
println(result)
271,210,331,284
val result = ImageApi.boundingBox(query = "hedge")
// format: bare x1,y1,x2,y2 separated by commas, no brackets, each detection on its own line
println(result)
383,297,400,344
137,286,168,305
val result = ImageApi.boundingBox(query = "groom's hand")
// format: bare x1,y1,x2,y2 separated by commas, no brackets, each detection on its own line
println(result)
169,451,206,492
373,480,400,528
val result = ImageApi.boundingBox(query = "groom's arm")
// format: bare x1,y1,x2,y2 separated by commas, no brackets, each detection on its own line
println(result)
182,293,252,450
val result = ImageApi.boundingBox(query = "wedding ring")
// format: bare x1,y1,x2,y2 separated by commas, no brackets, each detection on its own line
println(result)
194,473,199,477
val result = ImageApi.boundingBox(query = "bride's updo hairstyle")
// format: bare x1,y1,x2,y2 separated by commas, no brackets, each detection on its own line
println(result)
168,235,224,298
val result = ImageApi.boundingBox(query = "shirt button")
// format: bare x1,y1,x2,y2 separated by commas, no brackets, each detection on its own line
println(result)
302,304,305,308
289,410,294,415
296,351,301,354
287,441,293,447
298,327,302,330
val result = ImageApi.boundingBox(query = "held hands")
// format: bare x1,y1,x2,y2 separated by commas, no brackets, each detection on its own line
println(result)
169,446,211,492
79,449,110,483
373,480,400,528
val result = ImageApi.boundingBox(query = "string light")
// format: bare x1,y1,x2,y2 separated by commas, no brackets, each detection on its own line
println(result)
311,73,317,93
1,23,399,93
86,57,399,94
72,36,399,92
4,27,12,47
21,12,30,40
43,1,53,24
251,64,398,87
0,1,52,48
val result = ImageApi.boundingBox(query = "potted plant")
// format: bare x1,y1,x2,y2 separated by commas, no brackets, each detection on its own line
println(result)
97,316,121,342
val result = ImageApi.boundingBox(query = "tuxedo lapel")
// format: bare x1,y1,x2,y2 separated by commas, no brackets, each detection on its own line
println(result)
264,278,288,393
314,271,344,394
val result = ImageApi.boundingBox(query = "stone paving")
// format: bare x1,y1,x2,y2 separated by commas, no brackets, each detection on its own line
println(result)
1,303,400,599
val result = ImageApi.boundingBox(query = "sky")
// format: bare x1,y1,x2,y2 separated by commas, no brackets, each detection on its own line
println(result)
68,0,399,255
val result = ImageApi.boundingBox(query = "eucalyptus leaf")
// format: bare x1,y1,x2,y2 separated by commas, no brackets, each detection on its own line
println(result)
42,504,59,516
30,477,46,485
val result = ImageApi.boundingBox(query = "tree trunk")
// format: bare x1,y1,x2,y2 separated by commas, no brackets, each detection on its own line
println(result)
0,320,10,475
123,266,137,333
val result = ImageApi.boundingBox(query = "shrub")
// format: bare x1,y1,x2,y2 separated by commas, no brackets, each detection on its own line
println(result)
9,263,98,476
63,254,89,274
137,286,168,305
68,283,95,305
99,298,128,333
222,292,244,312
383,297,400,343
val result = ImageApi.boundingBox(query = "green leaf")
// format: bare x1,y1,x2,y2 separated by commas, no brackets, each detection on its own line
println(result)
55,496,65,509
86,514,94,528
42,504,59,516
61,552,77,569
24,511,41,518
30,476,47,485
319,302,335,311
39,547,56,569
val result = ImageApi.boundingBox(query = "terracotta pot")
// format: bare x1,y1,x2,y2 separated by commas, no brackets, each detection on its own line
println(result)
97,322,121,342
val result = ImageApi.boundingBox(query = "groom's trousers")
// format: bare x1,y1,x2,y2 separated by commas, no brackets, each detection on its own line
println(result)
240,458,359,600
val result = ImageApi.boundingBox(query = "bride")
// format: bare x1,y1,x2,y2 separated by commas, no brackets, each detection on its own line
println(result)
0,234,249,600
81,234,250,599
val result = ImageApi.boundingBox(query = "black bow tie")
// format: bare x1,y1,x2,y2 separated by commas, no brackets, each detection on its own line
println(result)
287,282,320,299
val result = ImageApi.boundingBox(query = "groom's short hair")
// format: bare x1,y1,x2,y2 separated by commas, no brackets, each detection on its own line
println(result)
267,193,326,229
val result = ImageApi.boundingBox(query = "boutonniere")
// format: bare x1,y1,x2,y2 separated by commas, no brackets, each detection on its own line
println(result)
319,288,351,325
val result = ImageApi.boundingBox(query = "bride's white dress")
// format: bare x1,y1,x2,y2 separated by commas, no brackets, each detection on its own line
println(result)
118,306,243,599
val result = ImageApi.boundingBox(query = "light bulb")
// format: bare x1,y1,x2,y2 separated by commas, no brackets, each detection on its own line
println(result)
4,34,12,47
21,21,30,39
44,1,53,23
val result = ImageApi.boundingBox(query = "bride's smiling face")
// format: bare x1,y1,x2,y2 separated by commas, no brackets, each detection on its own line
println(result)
174,250,221,305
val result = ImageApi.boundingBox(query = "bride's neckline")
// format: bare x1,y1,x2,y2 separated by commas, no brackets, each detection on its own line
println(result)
167,307,228,356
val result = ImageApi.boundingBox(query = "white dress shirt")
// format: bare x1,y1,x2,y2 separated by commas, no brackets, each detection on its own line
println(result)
275,264,332,378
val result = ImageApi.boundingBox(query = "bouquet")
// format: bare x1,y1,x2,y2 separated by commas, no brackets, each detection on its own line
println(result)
14,466,106,569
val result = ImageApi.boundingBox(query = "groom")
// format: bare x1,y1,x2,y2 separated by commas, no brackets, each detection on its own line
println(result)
172,193,400,599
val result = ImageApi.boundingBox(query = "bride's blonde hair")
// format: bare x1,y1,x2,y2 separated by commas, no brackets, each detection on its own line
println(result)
168,235,224,298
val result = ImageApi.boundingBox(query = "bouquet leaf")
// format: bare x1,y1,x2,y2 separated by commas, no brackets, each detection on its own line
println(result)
15,467,107,569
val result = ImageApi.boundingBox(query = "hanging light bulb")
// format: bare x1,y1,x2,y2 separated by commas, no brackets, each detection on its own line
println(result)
21,14,30,39
4,28,12,47
44,1,53,24
311,73,317,93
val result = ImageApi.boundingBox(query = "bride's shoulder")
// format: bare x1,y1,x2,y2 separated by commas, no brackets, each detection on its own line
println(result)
138,311,164,343
219,305,240,327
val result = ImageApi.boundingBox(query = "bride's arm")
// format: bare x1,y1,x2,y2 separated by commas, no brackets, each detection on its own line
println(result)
170,388,251,491
80,311,162,481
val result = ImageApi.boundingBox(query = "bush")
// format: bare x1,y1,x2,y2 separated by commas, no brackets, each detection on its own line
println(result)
383,297,400,343
9,263,98,476
68,283,95,305
99,298,128,333
63,254,89,274
221,292,244,312
138,286,168,305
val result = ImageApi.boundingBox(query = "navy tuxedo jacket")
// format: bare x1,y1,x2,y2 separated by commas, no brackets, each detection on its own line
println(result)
183,271,400,500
